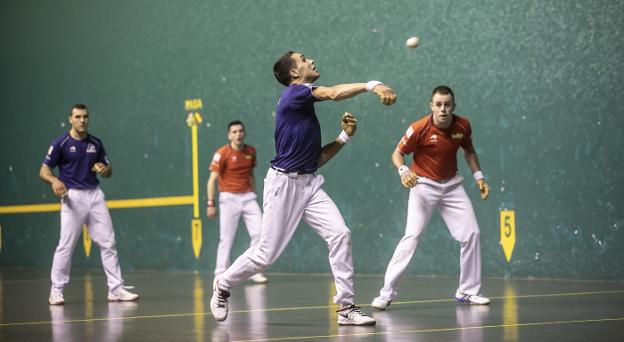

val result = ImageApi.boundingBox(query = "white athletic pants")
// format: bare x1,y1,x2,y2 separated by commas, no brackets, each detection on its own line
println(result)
214,192,263,276
379,175,482,300
51,187,124,292
220,168,355,305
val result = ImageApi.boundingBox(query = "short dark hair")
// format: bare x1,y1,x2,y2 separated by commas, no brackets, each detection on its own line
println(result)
227,120,244,131
69,104,88,116
273,51,296,86
431,86,455,102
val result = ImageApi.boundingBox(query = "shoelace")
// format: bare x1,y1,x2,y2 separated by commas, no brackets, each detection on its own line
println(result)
336,304,366,318
216,289,230,308
457,294,472,303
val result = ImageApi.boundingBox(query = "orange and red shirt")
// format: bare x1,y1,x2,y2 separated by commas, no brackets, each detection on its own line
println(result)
209,144,256,193
396,114,474,181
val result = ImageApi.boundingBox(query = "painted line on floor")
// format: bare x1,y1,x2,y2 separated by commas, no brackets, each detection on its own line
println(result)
1,289,623,327
232,317,624,342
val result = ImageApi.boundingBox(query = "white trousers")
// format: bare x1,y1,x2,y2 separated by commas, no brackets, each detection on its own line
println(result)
220,168,355,305
51,187,124,292
379,175,482,300
214,192,263,276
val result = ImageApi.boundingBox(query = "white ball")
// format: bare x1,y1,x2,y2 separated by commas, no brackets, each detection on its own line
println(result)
405,36,420,49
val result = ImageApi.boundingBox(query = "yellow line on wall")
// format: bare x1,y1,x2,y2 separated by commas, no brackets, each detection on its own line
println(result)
0,195,194,215
0,203,61,214
191,124,200,218
107,196,194,209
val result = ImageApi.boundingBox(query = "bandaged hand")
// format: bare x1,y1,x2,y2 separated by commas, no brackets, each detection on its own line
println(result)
341,112,357,137
371,84,397,105
401,171,418,188
477,179,489,200
91,162,107,174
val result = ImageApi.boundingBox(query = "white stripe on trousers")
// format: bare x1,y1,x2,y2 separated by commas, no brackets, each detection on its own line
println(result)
214,192,263,276
379,175,482,300
219,168,355,305
51,187,124,292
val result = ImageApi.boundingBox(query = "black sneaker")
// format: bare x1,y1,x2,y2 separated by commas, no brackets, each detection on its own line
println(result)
210,279,230,321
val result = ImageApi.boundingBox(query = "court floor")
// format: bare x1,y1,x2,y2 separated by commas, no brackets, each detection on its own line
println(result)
0,268,623,341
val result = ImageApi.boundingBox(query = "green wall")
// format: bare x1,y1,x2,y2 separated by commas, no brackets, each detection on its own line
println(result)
1,0,623,280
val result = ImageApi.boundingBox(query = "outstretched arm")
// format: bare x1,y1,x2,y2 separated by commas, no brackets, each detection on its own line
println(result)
313,83,367,101
317,113,357,168
464,149,489,200
313,82,397,105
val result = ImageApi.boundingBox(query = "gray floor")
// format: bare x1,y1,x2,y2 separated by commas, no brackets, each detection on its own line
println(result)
1,269,623,341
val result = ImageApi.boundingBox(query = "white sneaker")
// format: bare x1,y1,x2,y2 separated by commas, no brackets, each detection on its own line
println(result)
210,279,230,322
455,291,490,305
337,305,376,326
371,296,391,310
108,288,139,302
249,273,268,284
49,290,65,305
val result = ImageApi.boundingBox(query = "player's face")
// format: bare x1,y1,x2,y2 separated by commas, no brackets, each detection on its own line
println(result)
228,124,245,146
291,53,319,83
69,108,89,134
430,93,455,128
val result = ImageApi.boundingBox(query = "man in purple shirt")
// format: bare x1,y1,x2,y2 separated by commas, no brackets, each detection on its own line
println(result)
210,51,396,326
39,104,138,305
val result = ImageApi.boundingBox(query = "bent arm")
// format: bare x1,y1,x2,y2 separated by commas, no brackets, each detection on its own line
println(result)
39,164,58,185
317,139,346,168
464,148,489,200
391,148,408,170
101,163,112,178
39,164,67,197
317,112,357,168
463,149,481,174
392,148,418,188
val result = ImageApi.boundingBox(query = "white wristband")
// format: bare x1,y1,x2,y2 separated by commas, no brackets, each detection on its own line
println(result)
398,165,409,176
366,80,383,92
473,170,484,181
337,130,351,144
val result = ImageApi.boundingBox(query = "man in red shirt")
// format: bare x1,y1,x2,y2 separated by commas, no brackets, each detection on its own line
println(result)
206,121,267,284
371,86,491,310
